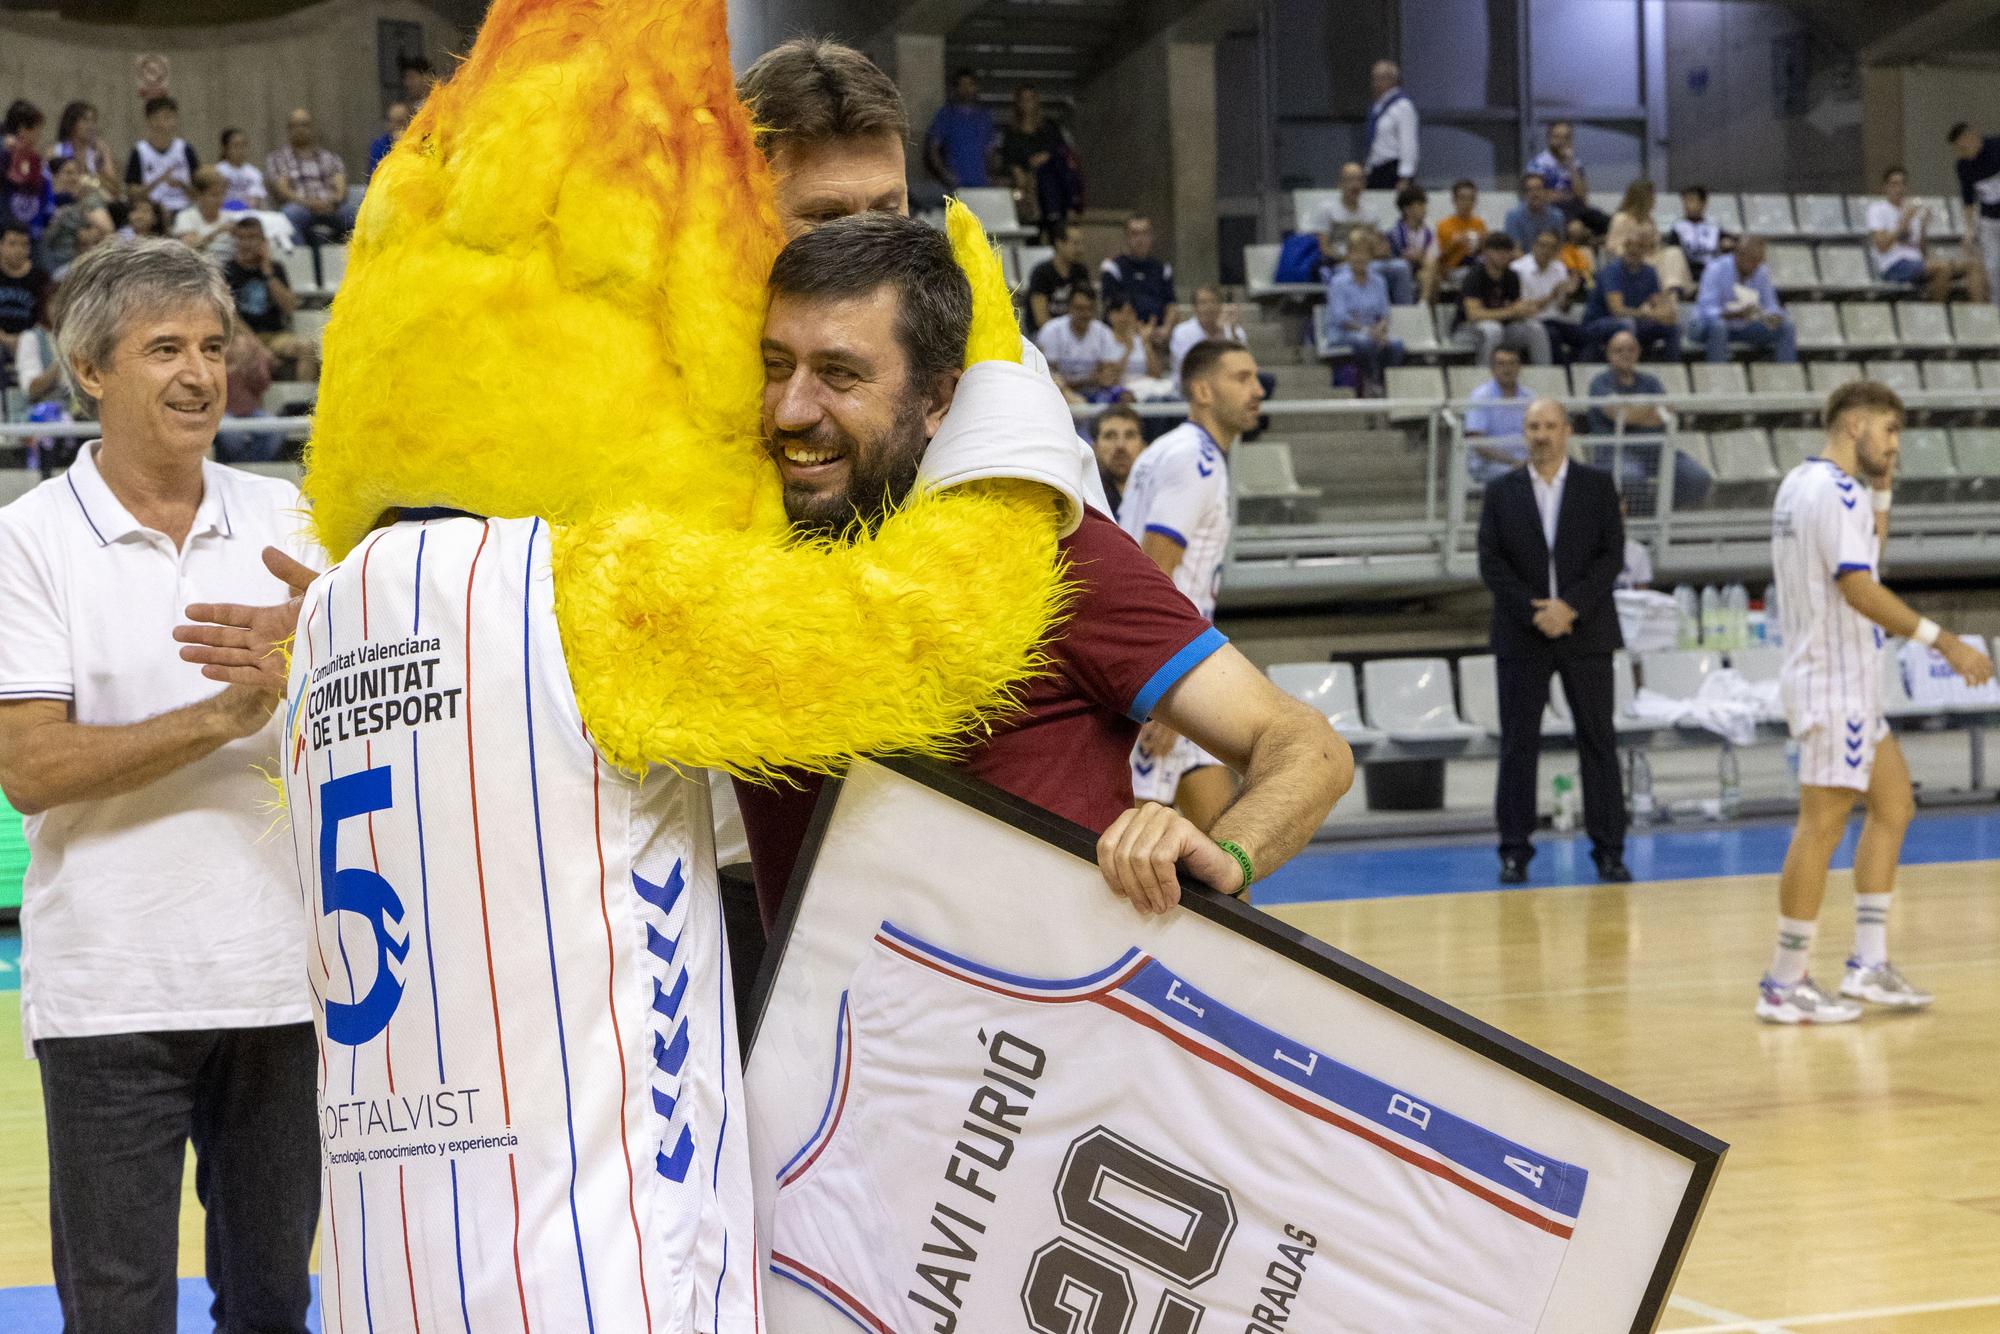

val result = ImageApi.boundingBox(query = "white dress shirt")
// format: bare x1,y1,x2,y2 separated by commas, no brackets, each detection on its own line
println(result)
1365,89,1420,179
1530,457,1568,597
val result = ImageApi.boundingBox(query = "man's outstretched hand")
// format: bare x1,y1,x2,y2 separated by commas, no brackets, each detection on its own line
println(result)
1096,801,1247,916
175,546,322,695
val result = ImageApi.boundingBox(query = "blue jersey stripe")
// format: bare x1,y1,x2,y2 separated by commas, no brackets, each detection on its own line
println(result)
1128,625,1229,721
1144,522,1189,547
520,518,597,1330
710,894,733,1324
878,920,1141,992
777,995,851,1181
357,1171,377,1334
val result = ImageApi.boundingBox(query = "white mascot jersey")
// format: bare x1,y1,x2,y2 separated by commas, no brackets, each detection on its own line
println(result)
771,923,1587,1333
283,514,760,1333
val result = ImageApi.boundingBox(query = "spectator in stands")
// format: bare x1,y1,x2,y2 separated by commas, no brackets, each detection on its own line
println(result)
1690,235,1796,364
926,68,994,193
266,108,355,241
1026,221,1092,332
369,102,411,179
1605,180,1691,295
1101,213,1179,358
1558,216,1596,283
1671,186,1730,282
1512,226,1585,361
1465,346,1531,482
1504,172,1565,254
1035,283,1123,401
1386,184,1441,304
49,101,121,206
1438,178,1488,275
118,196,168,241
173,166,237,263
1950,121,2000,309
0,222,51,373
1363,60,1418,190
1169,285,1245,389
1002,86,1081,241
1526,120,1609,235
1313,164,1414,305
225,217,316,381
217,327,284,464
11,306,63,417
40,156,112,278
1105,296,1172,398
1458,232,1551,366
1871,165,1983,303
402,55,437,109
1586,230,1680,360
1325,226,1404,395
3,101,51,237
1091,401,1145,516
215,129,268,211
125,96,198,216
1586,328,1712,507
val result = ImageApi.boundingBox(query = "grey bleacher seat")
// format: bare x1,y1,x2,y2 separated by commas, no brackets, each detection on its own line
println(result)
1926,196,1962,238
1387,304,1440,355
1764,244,1818,290
1706,194,1744,232
1749,362,1809,394
1980,361,2000,392
1570,362,1607,392
1951,303,2000,350
0,470,41,506
1015,244,1054,284
1795,194,1852,237
1612,651,1654,733
1864,361,1923,398
1729,645,1784,682
1384,366,1446,413
1673,430,1716,475
1651,192,1681,232
1427,188,1455,223
1788,302,1843,353
1232,442,1322,504
1639,649,1721,701
1689,362,1749,396
232,460,305,483
1881,648,1925,719
1243,242,1318,300
1900,428,1957,479
1894,302,1954,350
261,382,317,414
1268,662,1384,745
1475,192,1513,230
1520,365,1569,399
1649,363,1693,394
1838,302,1898,350
1741,193,1798,237
1922,360,1979,393
1773,428,1821,471
1360,657,1483,742
1000,244,1021,289
1292,189,1341,232
1816,245,1884,293
292,308,331,346
278,245,319,298
957,186,1032,239
1445,364,1491,400
317,243,348,294
1362,189,1397,222
1843,195,1876,234
1458,654,1567,738
1807,361,1862,393
1954,429,2000,477
1587,191,1624,220
1709,427,1778,481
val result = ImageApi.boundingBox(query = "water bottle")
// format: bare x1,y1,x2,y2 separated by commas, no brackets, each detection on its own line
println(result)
1675,585,1701,649
1719,746,1741,818
1551,774,1578,832
1725,583,1749,650
1763,582,1782,647
1629,752,1655,829
1700,585,1722,647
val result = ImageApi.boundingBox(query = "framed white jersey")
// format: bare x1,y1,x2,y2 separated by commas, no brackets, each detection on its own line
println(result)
744,759,1726,1334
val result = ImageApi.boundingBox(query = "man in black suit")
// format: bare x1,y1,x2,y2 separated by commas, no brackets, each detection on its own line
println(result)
1477,397,1631,884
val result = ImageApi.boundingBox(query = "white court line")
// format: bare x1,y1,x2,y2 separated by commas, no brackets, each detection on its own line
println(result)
1668,1294,1797,1333
1671,1293,2000,1331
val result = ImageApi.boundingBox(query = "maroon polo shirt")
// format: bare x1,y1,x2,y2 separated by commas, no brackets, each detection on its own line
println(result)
736,506,1227,930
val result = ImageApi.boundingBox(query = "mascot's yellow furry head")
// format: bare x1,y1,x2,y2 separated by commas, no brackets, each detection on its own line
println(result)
304,0,1069,778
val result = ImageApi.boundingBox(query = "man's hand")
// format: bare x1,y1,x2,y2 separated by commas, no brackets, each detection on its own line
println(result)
1136,718,1179,758
174,546,322,691
1942,634,1996,688
1096,802,1245,914
207,680,285,740
1532,597,1576,638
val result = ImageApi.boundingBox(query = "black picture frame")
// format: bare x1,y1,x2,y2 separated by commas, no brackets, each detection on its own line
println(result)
748,756,1727,1334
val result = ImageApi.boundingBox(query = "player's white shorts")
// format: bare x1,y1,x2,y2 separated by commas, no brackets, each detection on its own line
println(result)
1132,734,1223,804
1794,711,1891,791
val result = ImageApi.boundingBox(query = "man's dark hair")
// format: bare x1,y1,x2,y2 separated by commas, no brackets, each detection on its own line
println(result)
1482,230,1516,252
1092,402,1142,438
0,220,31,243
1948,121,1971,144
143,95,178,120
1181,338,1247,389
1045,219,1071,243
232,215,264,232
1452,178,1477,195
768,213,970,385
1395,184,1426,210
1533,228,1562,246
1681,184,1708,203
1883,164,1906,182
3,100,44,136
221,126,244,152
952,66,977,83
1826,379,1905,429
57,101,95,143
1521,171,1546,189
738,37,910,160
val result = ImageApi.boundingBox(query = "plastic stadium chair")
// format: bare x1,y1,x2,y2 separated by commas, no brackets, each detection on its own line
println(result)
1817,245,1883,293
1881,648,1925,719
1520,365,1570,399
1749,362,1810,394
317,243,348,294
1729,645,1784,683
1926,197,1962,238
1445,364,1490,400
1475,192,1513,230
1267,663,1384,745
1587,191,1624,220
1842,195,1875,234
1292,189,1341,232
1384,366,1446,413
1458,654,1569,738
1709,428,1778,481
234,461,305,484
1706,194,1744,232
0,470,39,507
1689,362,1750,396
957,186,1032,239
1894,302,1954,350
1981,362,2000,392
1232,442,1322,504
1773,428,1822,471
1806,361,1861,393
260,382,317,415
1838,303,1898,350
1650,363,1693,394
1951,303,2000,350
1864,361,1923,398
1360,658,1484,742
292,308,331,346
1899,428,1957,480
1362,189,1397,222
1953,429,2000,478
1673,431,1716,475
1922,361,1979,393
1639,650,1720,701
1787,302,1843,353
1387,304,1441,356
1795,194,1852,238
1764,245,1818,290
279,246,320,299
1742,194,1798,237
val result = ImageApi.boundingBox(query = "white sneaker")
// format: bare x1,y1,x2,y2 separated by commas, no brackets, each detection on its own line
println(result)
1756,974,1863,1025
1839,958,1934,1009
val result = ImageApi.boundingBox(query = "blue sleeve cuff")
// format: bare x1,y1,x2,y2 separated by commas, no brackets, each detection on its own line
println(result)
1835,562,1872,575
1144,523,1189,548
1128,626,1229,721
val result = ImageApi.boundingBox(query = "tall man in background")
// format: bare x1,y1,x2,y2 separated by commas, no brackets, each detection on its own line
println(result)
925,67,994,192
1477,398,1630,885
1364,60,1418,189
1950,121,2000,309
1762,381,1993,1023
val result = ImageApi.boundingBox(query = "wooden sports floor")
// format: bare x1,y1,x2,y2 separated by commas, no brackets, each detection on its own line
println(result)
0,812,1996,1332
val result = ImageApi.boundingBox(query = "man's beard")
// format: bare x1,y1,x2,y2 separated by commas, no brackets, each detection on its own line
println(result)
777,397,929,541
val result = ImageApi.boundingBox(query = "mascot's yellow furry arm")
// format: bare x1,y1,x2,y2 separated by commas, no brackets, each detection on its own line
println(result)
303,0,1069,777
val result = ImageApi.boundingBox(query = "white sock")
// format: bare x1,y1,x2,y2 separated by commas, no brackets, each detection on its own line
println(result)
1853,893,1893,966
1770,915,1817,986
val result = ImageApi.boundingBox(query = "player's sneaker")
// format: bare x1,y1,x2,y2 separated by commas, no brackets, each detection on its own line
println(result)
1839,958,1934,1009
1755,974,1863,1025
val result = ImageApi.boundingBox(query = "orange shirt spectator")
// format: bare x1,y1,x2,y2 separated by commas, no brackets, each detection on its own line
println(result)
1437,178,1487,271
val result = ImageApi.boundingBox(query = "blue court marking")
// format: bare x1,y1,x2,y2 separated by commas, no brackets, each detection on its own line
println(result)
1253,808,2000,907
0,1276,321,1331
0,929,17,992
